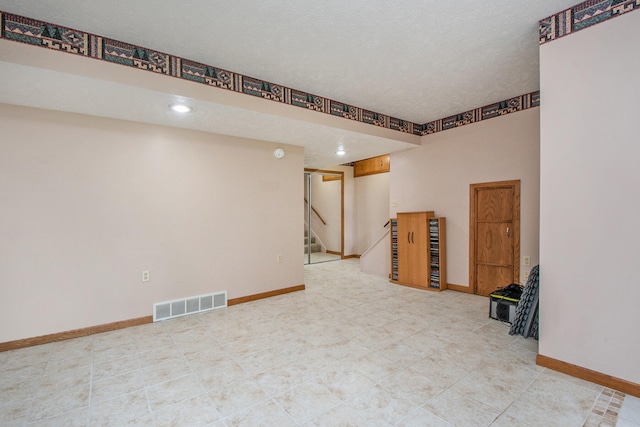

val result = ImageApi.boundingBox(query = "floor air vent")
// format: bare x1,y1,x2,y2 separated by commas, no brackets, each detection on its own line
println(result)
153,291,227,322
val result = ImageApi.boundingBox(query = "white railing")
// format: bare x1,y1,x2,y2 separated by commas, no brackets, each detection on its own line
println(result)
360,228,390,277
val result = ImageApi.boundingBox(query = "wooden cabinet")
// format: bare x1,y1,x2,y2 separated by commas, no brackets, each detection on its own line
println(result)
354,154,390,177
390,212,447,291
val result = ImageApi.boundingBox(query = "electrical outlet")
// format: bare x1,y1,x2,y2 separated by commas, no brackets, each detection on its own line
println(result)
142,270,150,282
391,200,398,208
523,256,531,266
523,269,530,282
276,254,283,263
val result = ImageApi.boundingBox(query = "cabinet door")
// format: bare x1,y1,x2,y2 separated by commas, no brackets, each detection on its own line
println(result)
354,159,371,177
408,214,429,287
396,214,412,283
397,212,430,287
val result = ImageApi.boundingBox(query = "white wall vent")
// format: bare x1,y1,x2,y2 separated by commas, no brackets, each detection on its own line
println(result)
153,291,227,322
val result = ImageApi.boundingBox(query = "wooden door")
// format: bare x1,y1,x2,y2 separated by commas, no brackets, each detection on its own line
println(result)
470,181,520,296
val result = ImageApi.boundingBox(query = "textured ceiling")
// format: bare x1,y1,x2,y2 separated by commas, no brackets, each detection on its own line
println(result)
0,0,579,167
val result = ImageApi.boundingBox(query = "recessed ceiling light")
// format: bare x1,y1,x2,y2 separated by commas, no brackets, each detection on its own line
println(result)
336,149,346,156
169,104,192,113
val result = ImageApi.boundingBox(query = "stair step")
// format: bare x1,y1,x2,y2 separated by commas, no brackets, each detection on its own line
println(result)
304,243,322,253
304,236,316,244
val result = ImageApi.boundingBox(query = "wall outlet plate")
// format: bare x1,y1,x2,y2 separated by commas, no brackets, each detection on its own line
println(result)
523,256,531,266
142,270,150,282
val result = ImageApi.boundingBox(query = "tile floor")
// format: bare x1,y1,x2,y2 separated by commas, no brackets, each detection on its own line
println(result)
616,395,640,427
304,252,342,265
0,259,630,426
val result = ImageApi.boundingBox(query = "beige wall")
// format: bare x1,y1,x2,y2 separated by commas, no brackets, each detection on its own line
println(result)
0,104,304,343
539,11,640,384
355,172,390,255
390,108,540,288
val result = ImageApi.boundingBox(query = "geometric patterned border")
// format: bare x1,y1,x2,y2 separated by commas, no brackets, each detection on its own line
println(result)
0,10,540,138
419,91,540,135
540,0,640,45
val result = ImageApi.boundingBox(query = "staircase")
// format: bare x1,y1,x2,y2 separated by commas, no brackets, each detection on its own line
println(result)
304,229,322,254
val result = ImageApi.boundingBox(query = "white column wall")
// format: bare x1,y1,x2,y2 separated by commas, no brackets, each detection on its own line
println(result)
539,11,640,383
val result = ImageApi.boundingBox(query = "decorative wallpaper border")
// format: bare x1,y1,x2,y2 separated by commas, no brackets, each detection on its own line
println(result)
0,11,540,138
419,91,540,135
540,0,640,44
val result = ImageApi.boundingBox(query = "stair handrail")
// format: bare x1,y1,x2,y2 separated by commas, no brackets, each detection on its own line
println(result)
304,197,327,225
360,227,391,275
360,227,390,259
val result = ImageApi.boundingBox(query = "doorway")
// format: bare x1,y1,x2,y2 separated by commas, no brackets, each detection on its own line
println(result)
304,169,344,265
469,180,520,296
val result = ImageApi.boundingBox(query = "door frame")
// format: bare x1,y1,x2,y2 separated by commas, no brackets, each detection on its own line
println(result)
304,168,345,258
469,180,520,294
